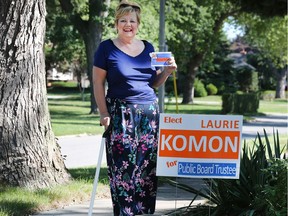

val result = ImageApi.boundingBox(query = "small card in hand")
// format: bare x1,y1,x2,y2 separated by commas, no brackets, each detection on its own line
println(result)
150,52,171,67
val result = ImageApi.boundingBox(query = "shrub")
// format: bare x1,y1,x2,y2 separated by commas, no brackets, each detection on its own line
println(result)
206,83,218,95
236,67,259,93
194,79,207,97
167,129,287,216
261,158,287,215
222,92,259,114
217,84,225,95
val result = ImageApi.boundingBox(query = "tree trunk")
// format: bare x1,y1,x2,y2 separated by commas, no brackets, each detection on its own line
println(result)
59,0,110,114
182,73,195,104
84,22,103,114
275,67,287,98
181,53,205,104
0,0,70,189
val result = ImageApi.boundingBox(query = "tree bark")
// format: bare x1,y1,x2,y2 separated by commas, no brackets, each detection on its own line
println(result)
182,53,205,104
83,20,103,114
0,0,70,189
275,67,287,98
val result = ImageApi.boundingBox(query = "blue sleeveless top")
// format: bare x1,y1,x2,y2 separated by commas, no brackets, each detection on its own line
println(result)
93,39,158,104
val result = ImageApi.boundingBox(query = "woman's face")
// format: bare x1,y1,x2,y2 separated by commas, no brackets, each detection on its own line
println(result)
116,12,139,39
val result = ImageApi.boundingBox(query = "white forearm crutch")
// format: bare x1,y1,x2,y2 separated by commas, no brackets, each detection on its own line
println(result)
88,126,110,216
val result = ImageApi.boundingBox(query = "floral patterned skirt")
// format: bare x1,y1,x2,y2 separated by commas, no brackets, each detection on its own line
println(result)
105,98,159,216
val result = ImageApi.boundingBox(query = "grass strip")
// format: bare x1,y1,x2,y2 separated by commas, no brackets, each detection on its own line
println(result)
0,167,110,216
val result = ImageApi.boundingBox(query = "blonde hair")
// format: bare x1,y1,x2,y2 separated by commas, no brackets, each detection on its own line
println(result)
115,0,141,24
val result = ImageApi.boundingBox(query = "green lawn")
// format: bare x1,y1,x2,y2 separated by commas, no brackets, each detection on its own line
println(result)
48,90,287,148
47,82,103,136
48,98,102,136
48,90,287,136
258,98,288,113
0,167,110,216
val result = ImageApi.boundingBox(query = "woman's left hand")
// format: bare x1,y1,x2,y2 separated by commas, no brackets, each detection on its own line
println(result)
152,56,178,88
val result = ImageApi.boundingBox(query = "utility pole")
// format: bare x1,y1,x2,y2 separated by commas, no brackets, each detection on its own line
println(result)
158,0,165,113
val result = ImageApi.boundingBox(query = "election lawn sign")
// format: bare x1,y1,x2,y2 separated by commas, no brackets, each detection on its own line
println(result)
156,114,243,179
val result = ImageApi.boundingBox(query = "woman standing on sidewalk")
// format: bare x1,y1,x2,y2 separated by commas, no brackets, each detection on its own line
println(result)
93,1,177,215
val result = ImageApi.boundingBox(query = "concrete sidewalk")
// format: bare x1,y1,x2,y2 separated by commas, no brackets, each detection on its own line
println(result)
34,113,287,215
34,178,207,216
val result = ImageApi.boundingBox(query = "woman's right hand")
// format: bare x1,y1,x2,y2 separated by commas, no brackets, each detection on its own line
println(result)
100,112,111,129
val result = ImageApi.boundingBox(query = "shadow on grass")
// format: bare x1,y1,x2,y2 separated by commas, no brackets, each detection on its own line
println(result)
273,99,288,103
47,86,80,94
48,101,90,108
164,102,222,115
68,167,109,184
0,168,107,216
165,109,222,115
50,110,86,116
0,200,36,216
68,167,169,186
48,97,90,102
51,120,98,127
49,109,98,119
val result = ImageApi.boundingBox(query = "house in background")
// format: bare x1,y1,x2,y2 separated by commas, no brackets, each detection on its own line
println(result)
47,68,74,82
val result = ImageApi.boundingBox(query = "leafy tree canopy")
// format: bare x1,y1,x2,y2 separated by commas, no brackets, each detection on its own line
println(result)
226,0,287,18
239,15,287,68
45,0,86,69
165,0,235,72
